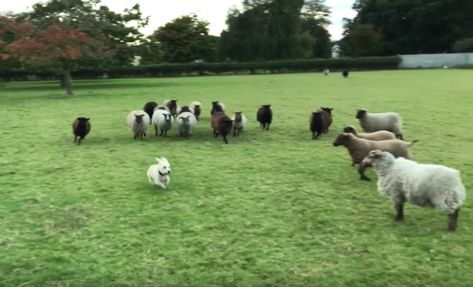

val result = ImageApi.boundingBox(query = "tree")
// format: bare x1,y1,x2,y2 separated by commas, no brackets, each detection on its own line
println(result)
339,22,383,57
342,0,473,55
219,0,331,61
1,16,111,95
152,15,218,63
452,38,473,53
20,0,148,67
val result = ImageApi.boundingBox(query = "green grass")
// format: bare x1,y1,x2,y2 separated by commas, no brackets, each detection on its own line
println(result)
1,70,473,287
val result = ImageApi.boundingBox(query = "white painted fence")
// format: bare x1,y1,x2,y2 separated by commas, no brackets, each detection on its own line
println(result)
399,53,473,68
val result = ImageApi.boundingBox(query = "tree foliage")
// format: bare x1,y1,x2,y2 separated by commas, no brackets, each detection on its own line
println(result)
20,0,148,66
151,15,218,63
341,0,473,56
0,16,111,95
219,0,331,61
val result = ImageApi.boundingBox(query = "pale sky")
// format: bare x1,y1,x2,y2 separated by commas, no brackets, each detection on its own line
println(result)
0,0,356,40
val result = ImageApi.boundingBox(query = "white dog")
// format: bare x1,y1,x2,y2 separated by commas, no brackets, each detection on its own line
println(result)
147,157,171,189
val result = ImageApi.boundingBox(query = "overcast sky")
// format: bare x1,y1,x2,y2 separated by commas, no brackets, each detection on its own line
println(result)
1,0,356,40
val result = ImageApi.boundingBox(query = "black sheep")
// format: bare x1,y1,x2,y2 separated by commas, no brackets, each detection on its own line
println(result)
310,112,323,140
72,117,91,144
257,105,272,130
143,101,158,120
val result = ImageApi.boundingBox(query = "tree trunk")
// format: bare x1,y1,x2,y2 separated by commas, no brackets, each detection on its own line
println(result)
64,69,73,96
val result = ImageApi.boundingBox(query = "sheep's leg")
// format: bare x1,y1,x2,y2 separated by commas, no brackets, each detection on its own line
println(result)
393,198,405,221
77,137,83,145
448,208,459,231
358,165,370,181
223,134,228,144
155,125,158,136
266,124,270,131
214,129,219,137
73,136,77,143
233,127,236,137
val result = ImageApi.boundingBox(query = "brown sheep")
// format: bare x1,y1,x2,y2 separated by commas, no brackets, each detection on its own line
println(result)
333,133,417,180
211,111,233,144
343,125,396,141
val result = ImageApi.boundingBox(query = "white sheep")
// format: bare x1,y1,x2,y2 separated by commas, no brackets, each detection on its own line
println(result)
356,109,403,140
176,111,197,136
231,112,248,136
147,157,171,189
127,110,150,140
362,150,466,231
151,109,173,136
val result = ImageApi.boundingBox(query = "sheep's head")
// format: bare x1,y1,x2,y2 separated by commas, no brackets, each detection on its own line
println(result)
180,115,190,125
234,112,242,121
356,109,367,119
164,113,172,123
343,125,357,135
333,133,351,146
321,107,333,114
156,157,171,175
134,114,145,124
361,150,394,168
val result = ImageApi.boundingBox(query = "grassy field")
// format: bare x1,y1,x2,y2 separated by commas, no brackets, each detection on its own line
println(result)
1,70,473,286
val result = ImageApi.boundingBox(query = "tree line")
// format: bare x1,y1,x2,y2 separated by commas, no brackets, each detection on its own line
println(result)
1,0,472,95
339,0,473,57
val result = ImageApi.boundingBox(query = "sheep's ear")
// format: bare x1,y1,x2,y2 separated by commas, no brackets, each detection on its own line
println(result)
86,118,90,121
155,157,161,163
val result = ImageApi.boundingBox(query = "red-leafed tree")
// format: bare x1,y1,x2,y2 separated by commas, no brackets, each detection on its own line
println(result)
0,16,112,95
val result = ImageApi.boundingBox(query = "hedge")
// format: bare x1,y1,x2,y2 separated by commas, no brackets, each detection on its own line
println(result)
0,56,401,81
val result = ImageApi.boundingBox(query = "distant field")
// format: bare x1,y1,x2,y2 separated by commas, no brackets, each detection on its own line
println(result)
1,70,472,287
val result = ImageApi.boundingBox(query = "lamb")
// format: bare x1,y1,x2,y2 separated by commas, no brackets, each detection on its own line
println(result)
257,104,272,130
190,101,202,120
323,68,330,76
343,125,396,141
362,150,466,231
143,101,158,120
210,101,225,116
211,111,233,144
72,117,91,144
151,109,173,136
342,69,349,78
127,110,150,140
147,157,171,189
332,132,416,180
176,111,197,137
231,112,248,137
164,99,178,117
356,109,403,140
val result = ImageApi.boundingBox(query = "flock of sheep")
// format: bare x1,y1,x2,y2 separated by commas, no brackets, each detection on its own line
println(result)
72,96,466,231
310,107,465,231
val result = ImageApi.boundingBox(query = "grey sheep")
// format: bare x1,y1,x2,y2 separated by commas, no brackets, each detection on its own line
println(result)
362,150,466,231
356,109,403,139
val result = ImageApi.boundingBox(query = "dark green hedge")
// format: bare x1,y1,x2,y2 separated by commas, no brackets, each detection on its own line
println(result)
0,56,401,80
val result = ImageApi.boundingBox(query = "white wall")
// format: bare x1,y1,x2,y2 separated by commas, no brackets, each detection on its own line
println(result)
400,53,473,68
